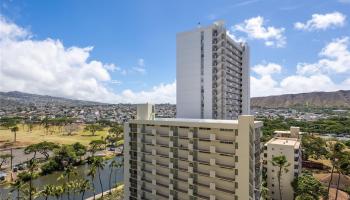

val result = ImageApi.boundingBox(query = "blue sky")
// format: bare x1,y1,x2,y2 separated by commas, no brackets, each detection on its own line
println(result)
0,0,349,103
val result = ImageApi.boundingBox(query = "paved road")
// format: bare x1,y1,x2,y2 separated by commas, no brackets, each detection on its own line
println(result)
0,148,47,169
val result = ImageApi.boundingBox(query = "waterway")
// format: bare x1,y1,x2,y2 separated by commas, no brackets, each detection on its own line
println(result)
0,156,124,200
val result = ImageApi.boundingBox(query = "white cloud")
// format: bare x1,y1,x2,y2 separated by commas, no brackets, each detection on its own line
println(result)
226,31,246,43
0,16,28,40
0,16,174,104
338,0,350,3
121,81,176,104
233,16,286,47
250,37,350,97
294,12,346,31
252,63,282,76
251,70,350,97
297,37,350,75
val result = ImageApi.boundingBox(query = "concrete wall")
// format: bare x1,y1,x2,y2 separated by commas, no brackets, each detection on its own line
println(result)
176,29,202,119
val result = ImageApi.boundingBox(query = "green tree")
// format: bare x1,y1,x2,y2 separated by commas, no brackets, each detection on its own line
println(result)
72,142,87,162
89,140,105,156
77,179,91,200
108,125,123,139
11,126,19,142
52,185,64,200
326,142,346,196
292,173,327,200
260,181,269,200
25,141,59,161
0,117,19,129
271,155,290,200
88,165,97,200
17,160,38,200
108,159,122,194
335,151,350,200
301,135,328,160
53,145,78,170
92,157,106,199
39,184,55,200
10,179,23,200
58,165,77,200
84,124,103,136
0,154,12,169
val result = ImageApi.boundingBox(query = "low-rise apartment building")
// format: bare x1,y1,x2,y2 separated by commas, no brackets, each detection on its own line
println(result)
124,104,263,200
263,127,302,200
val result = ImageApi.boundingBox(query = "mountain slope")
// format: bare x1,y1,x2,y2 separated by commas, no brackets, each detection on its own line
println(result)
251,90,350,108
0,91,104,107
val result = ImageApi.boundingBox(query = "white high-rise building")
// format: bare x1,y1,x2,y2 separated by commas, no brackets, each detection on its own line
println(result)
176,21,250,120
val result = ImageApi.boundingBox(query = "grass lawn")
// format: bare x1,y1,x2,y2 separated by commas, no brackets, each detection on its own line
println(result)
0,125,109,147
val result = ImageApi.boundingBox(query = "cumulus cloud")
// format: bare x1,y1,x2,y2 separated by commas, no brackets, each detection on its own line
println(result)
251,38,350,97
226,31,246,43
233,16,286,47
294,12,346,31
297,37,350,75
251,67,350,97
121,81,176,104
0,16,174,103
252,63,282,76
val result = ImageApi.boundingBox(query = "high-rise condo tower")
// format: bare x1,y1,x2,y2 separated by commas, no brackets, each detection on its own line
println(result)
176,21,250,119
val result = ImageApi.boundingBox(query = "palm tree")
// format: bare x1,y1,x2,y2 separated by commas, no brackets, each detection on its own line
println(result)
108,159,122,194
271,155,290,200
326,142,345,198
11,126,19,142
58,165,77,200
260,181,269,200
52,185,64,200
88,165,97,200
92,157,106,199
39,184,55,200
334,151,350,200
10,179,23,200
78,179,91,200
28,159,38,200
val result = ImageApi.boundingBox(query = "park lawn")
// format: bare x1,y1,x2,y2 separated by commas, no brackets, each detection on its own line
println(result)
0,125,109,147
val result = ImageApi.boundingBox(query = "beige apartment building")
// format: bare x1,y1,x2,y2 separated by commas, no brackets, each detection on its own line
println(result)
263,127,302,200
124,104,263,200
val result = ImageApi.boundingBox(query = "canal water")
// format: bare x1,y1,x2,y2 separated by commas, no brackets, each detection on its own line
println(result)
0,156,124,200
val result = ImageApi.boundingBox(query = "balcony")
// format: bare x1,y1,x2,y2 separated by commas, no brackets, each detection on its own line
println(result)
216,186,235,195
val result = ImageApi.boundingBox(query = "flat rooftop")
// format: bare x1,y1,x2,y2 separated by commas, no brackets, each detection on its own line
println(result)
267,138,300,148
130,117,263,129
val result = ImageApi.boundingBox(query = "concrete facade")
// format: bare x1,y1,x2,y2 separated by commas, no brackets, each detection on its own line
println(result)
176,21,250,120
263,127,302,200
124,104,262,200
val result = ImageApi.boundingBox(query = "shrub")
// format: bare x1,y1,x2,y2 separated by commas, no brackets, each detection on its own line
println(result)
40,159,59,175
